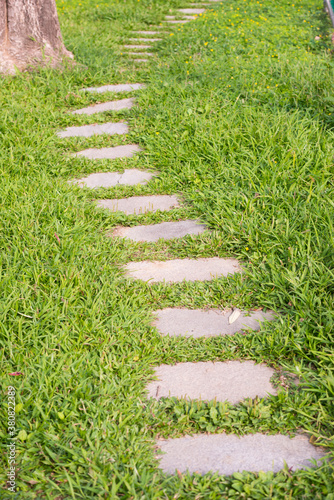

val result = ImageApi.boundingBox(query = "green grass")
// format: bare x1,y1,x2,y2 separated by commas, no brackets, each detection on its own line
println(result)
1,0,334,497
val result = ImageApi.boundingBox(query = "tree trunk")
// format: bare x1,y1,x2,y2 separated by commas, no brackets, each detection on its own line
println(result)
0,0,73,74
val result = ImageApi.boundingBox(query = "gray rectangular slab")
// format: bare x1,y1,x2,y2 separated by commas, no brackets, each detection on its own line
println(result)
82,83,145,93
97,195,179,215
124,257,241,283
132,59,149,63
127,52,153,56
70,169,155,188
71,98,135,115
178,8,205,13
113,220,208,242
57,122,128,138
75,144,141,160
123,44,153,49
132,31,160,35
146,361,277,403
153,308,275,337
164,20,190,24
156,434,326,476
166,15,195,19
128,38,162,42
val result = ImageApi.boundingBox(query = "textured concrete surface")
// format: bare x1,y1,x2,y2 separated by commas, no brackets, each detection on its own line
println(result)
156,433,327,475
75,144,141,159
166,15,196,19
97,195,179,215
113,220,208,242
71,169,155,188
127,52,153,56
153,308,275,337
124,44,152,49
178,8,205,13
146,361,277,403
71,98,134,115
164,20,190,23
128,38,162,42
82,83,144,93
58,122,128,138
124,257,241,283
132,31,160,35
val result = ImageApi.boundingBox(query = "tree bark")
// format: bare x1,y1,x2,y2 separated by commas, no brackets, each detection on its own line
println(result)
0,0,73,74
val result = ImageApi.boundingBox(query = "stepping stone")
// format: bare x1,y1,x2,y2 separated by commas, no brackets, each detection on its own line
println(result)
132,31,160,35
71,169,155,188
57,122,128,138
123,44,152,49
75,144,141,160
128,38,162,42
97,195,179,215
127,52,153,56
113,220,208,242
178,8,205,13
132,59,149,63
124,257,241,283
146,361,277,403
156,434,326,476
153,308,275,337
82,83,144,93
166,15,195,19
71,98,135,115
164,20,190,24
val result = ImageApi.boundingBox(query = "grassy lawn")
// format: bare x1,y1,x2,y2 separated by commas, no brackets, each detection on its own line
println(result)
1,0,334,497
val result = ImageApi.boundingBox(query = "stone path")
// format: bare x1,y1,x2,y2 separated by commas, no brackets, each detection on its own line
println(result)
75,144,141,159
71,169,155,188
81,83,144,93
153,307,275,337
179,8,205,13
133,31,160,35
58,122,128,138
113,220,208,242
64,0,325,480
124,257,241,283
156,434,326,475
97,195,179,215
146,361,277,403
72,98,134,115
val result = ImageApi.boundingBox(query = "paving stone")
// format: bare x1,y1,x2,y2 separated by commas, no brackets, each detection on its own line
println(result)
125,257,241,283
132,59,149,63
153,308,275,337
128,38,162,42
166,15,195,19
156,433,327,476
178,8,205,13
132,31,160,35
71,169,155,188
71,98,135,115
113,220,208,242
57,122,128,138
127,52,153,56
164,20,190,23
146,361,277,403
75,144,141,159
82,83,145,93
123,44,152,49
97,195,180,215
